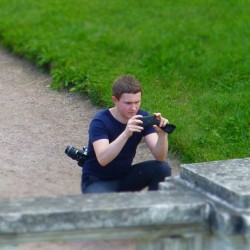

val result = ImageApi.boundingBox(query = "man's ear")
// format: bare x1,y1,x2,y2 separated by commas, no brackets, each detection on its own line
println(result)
112,96,118,104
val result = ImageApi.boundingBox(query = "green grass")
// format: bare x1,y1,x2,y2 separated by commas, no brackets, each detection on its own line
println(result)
0,0,249,163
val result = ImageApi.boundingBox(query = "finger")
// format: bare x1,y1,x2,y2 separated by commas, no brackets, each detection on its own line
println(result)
133,114,143,119
160,118,169,127
164,118,169,125
160,119,165,127
128,125,143,133
153,113,161,119
130,117,143,126
128,118,135,125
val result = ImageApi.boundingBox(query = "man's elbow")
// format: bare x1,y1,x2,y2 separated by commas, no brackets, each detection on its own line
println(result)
97,158,109,167
155,157,166,162
155,154,168,162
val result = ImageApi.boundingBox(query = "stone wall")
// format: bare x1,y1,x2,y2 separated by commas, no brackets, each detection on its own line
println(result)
0,158,249,250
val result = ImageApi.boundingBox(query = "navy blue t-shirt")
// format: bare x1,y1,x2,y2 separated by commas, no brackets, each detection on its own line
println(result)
82,109,156,180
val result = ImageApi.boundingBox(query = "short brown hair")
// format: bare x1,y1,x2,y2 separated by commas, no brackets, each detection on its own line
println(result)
112,75,142,100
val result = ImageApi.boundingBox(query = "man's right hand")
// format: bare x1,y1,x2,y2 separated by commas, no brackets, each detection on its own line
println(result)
124,115,144,137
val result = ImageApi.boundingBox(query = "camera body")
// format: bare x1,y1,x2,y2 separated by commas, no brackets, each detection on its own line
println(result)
65,145,88,167
139,115,176,134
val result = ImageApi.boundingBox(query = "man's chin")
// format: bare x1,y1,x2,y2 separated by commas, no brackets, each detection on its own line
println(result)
128,113,136,118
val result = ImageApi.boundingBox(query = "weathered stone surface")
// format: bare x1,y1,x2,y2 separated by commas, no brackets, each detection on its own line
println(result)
162,177,250,235
179,158,250,236
180,158,250,209
0,191,208,237
203,195,250,235
1,158,250,249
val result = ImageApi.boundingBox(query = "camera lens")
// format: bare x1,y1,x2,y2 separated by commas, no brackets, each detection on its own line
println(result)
65,146,78,160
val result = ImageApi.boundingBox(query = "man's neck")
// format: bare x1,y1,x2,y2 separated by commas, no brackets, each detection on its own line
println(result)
109,108,127,124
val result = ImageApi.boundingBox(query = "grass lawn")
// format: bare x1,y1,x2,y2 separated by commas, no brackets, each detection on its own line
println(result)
0,0,249,163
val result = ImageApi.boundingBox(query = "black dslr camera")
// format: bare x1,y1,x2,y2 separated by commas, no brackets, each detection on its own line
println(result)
139,115,176,134
65,145,88,167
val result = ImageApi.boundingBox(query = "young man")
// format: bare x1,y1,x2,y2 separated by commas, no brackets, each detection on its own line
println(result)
81,75,171,193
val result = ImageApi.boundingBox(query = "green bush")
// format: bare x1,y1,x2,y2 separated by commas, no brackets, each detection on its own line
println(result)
0,0,249,163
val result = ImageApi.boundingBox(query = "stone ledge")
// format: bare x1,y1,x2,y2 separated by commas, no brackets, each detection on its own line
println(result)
162,178,250,236
1,158,250,248
180,158,250,209
0,190,209,245
0,191,209,233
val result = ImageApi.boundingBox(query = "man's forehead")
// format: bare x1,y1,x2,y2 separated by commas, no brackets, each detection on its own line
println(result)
120,92,141,101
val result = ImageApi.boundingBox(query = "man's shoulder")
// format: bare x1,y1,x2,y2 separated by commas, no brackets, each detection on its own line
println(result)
93,109,110,119
90,109,113,129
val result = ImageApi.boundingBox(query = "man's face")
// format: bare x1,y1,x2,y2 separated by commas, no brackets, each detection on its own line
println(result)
113,92,141,120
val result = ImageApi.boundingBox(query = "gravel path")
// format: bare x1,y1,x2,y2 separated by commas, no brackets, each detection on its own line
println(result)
0,47,179,249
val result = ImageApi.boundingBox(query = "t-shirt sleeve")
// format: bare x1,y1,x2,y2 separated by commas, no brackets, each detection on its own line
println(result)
89,119,109,143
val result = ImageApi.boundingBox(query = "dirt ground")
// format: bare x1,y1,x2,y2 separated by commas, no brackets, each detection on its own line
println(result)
0,47,180,249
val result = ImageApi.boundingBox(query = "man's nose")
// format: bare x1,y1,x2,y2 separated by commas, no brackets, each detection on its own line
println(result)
131,103,137,110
